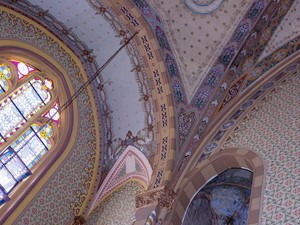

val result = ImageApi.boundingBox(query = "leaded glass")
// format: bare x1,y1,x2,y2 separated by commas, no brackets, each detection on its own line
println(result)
0,163,16,193
10,60,36,81
0,65,12,95
0,59,59,206
44,101,60,123
13,124,53,169
0,101,24,140
0,186,9,205
0,78,51,144
4,152,31,182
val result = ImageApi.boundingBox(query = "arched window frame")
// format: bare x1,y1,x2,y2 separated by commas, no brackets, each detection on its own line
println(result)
0,50,73,209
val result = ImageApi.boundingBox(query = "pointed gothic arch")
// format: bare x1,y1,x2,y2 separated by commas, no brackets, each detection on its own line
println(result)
0,45,77,220
87,145,152,216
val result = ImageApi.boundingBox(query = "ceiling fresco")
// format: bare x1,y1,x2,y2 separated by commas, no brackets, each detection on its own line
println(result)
0,0,300,223
174,0,298,175
148,0,253,100
183,168,253,225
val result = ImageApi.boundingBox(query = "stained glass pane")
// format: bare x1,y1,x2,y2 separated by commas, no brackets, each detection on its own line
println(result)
0,162,17,193
0,65,12,95
5,153,31,182
10,60,37,81
0,78,51,144
0,186,9,205
13,124,52,169
0,100,24,138
44,101,60,124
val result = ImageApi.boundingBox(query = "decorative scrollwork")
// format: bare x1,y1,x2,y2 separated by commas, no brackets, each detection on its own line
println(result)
184,0,224,14
136,186,176,209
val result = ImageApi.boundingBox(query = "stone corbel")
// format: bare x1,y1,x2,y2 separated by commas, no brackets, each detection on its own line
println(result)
136,186,176,210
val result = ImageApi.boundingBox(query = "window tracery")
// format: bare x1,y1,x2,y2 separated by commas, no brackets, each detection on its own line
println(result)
0,59,60,206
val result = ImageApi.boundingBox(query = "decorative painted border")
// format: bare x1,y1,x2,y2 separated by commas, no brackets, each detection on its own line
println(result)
86,0,156,166
88,145,152,214
131,0,187,106
177,0,296,178
102,0,177,190
199,60,299,162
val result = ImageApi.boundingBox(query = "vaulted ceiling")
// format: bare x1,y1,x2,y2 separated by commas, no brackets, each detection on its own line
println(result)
1,0,300,223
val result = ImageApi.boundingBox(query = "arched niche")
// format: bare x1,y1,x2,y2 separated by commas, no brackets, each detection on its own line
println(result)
165,148,264,225
183,168,253,225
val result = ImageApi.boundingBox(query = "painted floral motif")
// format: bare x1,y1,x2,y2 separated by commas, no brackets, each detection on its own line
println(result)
271,49,288,62
242,57,254,72
156,26,169,50
247,67,262,81
248,0,264,20
166,54,178,77
193,90,209,110
173,82,185,104
259,27,272,46
219,46,236,66
235,22,250,42
221,76,246,108
132,0,152,17
178,108,195,147
278,0,291,17
205,65,224,89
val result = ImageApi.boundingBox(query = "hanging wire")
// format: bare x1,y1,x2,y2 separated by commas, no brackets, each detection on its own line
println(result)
0,30,139,156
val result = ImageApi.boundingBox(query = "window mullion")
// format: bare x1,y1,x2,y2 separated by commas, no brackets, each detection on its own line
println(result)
28,80,47,106
0,161,18,184
8,147,31,175
0,133,5,142
1,83,49,152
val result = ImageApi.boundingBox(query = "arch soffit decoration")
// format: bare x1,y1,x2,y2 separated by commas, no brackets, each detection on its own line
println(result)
88,145,152,216
100,0,177,189
174,49,300,187
0,5,101,223
167,148,264,225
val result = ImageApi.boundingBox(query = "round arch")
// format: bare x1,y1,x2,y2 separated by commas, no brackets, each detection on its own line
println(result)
165,148,264,225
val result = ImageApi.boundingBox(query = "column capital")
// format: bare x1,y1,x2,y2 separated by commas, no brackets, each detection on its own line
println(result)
136,186,176,210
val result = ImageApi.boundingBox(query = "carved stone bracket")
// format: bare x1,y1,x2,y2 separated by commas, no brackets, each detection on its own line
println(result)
136,186,176,210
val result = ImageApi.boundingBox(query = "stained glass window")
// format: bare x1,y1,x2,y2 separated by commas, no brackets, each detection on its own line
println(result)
0,65,12,95
10,60,37,81
0,77,51,144
0,60,58,206
44,101,60,124
13,124,53,169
